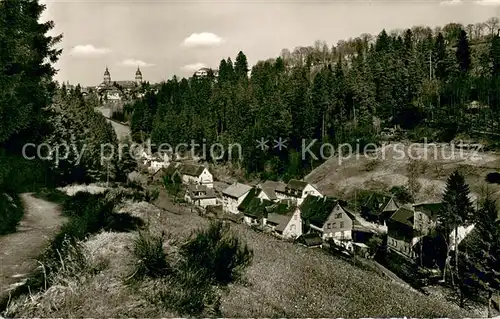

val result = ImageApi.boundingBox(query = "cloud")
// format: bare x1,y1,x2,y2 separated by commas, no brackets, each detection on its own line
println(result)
120,59,154,67
440,0,462,5
475,0,500,5
181,32,225,47
69,44,111,57
181,62,207,72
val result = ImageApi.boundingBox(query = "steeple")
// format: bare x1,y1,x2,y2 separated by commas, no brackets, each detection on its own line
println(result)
135,66,143,83
103,66,111,84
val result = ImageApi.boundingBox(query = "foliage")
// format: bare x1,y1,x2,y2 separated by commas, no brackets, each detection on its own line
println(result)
129,230,171,280
390,185,414,203
180,220,253,285
0,193,23,235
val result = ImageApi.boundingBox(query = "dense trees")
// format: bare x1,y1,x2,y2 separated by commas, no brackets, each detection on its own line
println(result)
0,0,62,147
129,18,500,180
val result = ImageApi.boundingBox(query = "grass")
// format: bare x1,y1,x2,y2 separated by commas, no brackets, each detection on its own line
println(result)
4,195,473,317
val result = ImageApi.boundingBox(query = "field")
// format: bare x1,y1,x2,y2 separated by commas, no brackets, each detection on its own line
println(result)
305,142,500,205
6,192,473,318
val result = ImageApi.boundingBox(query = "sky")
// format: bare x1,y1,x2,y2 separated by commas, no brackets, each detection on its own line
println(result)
39,0,500,86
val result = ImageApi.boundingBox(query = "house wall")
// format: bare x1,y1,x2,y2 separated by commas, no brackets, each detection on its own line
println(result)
198,197,218,208
412,210,436,235
281,209,303,239
223,192,249,214
257,191,271,201
387,235,414,258
321,204,354,241
301,184,323,202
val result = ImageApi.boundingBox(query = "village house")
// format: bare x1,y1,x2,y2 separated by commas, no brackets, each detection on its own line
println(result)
256,179,322,205
222,182,253,214
361,193,399,226
265,201,302,239
301,195,369,251
386,202,441,259
178,163,213,188
256,180,285,202
238,190,273,227
184,184,217,208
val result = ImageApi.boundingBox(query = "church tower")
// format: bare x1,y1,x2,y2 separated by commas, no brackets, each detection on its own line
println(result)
103,66,111,84
135,66,143,84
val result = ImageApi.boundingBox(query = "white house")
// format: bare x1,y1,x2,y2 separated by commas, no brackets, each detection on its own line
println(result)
222,182,252,214
282,179,323,205
265,206,302,240
179,163,213,188
184,184,217,208
256,180,285,202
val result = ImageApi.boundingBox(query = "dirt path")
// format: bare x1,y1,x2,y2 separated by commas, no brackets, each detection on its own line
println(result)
0,193,66,296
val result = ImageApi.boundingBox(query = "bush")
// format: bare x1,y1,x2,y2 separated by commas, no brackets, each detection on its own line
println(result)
0,193,23,235
129,231,171,280
390,186,414,203
180,220,253,285
34,188,69,204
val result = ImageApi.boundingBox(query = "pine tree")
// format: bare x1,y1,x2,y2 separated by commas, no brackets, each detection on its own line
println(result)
234,51,249,81
458,196,500,315
456,29,471,74
438,170,474,285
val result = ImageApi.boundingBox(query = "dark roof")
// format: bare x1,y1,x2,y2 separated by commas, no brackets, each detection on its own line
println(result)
413,202,442,220
237,188,261,212
363,193,391,211
390,206,415,227
186,184,216,200
180,163,205,177
300,195,338,227
242,197,273,218
298,233,323,247
261,187,277,200
267,202,297,232
114,80,137,88
259,180,286,193
286,179,308,191
164,163,181,176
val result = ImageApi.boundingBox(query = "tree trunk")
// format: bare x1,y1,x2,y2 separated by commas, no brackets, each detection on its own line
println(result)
488,290,493,318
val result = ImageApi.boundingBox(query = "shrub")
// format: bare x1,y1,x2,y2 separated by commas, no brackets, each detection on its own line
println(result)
180,220,253,285
0,193,23,235
390,186,414,203
158,265,218,317
129,231,171,280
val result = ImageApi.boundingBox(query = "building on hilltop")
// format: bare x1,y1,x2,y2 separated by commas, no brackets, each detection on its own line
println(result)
96,66,144,103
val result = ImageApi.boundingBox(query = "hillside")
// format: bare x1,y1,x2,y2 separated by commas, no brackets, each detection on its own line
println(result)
305,142,500,205
6,194,472,317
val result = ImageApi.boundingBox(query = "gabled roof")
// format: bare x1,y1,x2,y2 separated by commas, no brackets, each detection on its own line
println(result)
390,205,415,228
363,193,391,210
238,188,261,212
242,197,273,218
179,163,206,177
260,187,277,200
286,179,308,191
164,162,181,177
383,197,400,212
186,184,216,200
267,202,297,232
298,233,323,247
300,195,338,227
222,182,252,199
259,180,286,194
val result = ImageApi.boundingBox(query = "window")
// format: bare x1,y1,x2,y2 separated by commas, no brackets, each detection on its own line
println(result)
294,214,298,220
290,224,296,231
339,221,344,228
327,223,331,229
336,213,342,219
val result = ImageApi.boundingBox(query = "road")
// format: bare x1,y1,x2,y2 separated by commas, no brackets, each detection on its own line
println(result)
95,107,131,140
0,194,66,297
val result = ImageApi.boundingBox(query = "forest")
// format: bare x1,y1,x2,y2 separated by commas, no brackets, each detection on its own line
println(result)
127,18,500,180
